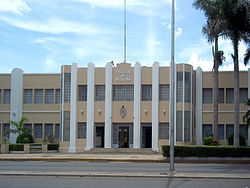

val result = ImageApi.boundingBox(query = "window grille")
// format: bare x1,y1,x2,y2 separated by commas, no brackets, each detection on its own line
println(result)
0,89,2,104
64,73,71,103
34,124,42,139
226,124,234,139
240,88,248,104
35,89,43,104
78,85,87,101
240,124,248,140
4,89,10,104
3,124,10,138
226,88,234,104
63,111,70,141
45,89,54,104
55,124,60,139
176,72,183,103
24,89,32,104
78,123,86,139
159,123,169,139
219,88,224,104
184,111,191,142
202,124,212,138
159,85,169,101
141,85,152,101
218,124,224,140
56,89,61,104
113,85,134,101
24,124,32,134
184,72,191,103
45,124,53,137
95,85,105,101
203,88,212,104
176,111,182,141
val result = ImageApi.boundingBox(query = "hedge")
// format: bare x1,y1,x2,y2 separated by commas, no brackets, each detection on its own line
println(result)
9,144,24,151
162,145,250,158
48,144,59,150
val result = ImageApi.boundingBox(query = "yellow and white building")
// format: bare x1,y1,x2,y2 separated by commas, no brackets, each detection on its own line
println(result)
0,62,249,152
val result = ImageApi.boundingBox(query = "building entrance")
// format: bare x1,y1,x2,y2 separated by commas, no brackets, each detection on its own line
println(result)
119,127,129,148
142,124,152,148
95,125,104,148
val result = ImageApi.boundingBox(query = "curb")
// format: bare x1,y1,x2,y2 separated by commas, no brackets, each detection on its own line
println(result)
0,171,249,179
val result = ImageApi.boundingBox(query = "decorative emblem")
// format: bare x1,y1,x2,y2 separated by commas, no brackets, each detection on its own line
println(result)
120,105,127,118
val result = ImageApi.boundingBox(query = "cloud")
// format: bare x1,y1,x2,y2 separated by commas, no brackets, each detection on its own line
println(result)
0,0,31,15
0,17,113,35
162,22,182,38
44,57,58,71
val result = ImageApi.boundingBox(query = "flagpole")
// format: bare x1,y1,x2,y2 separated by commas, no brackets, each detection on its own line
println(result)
124,0,127,63
170,0,175,173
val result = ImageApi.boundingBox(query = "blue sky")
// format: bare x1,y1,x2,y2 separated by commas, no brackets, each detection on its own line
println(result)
0,0,249,73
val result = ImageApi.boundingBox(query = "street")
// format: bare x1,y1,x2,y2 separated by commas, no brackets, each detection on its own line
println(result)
0,161,250,174
0,176,249,188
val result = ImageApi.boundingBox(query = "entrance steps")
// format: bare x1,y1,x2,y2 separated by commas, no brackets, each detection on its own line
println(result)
85,148,158,155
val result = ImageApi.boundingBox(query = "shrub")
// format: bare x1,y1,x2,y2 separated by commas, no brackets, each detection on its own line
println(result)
48,144,59,150
228,134,246,146
162,145,250,158
9,144,24,151
16,133,34,144
203,136,213,145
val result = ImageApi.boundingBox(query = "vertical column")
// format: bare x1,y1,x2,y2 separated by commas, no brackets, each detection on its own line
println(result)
10,68,23,144
248,68,250,146
182,64,185,142
133,62,141,148
152,62,159,151
105,62,112,148
60,66,65,142
196,67,203,145
86,63,95,150
68,63,78,153
190,66,193,142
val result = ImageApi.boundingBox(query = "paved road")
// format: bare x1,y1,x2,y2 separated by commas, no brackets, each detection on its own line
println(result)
0,176,249,188
0,161,250,174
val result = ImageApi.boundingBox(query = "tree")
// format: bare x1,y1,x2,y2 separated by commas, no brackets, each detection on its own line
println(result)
220,0,250,146
7,117,30,135
243,99,250,127
193,0,225,140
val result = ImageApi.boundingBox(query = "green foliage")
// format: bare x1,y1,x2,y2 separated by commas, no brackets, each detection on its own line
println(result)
48,144,59,150
228,134,246,146
162,145,250,158
16,133,34,144
9,144,24,151
47,135,56,144
8,117,30,135
243,99,250,126
203,135,219,146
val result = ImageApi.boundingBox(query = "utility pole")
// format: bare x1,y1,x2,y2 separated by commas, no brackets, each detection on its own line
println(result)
169,0,175,173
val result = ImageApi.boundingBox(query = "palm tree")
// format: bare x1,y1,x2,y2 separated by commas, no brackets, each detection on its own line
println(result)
243,99,250,127
7,117,30,135
220,0,250,146
193,0,225,140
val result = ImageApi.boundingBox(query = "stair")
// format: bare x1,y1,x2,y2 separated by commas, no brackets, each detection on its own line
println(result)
85,148,158,155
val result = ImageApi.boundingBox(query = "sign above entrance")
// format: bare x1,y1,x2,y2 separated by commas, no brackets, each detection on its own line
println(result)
115,70,132,82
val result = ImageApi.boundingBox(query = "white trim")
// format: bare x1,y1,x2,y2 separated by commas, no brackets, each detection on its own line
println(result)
195,67,203,145
61,66,65,142
0,111,10,113
203,111,247,113
152,62,159,152
69,63,78,153
23,111,60,113
190,66,193,142
86,63,95,150
133,62,141,148
105,62,112,148
10,68,23,144
182,64,185,142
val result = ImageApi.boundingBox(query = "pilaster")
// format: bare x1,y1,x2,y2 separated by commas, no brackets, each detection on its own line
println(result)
196,67,203,145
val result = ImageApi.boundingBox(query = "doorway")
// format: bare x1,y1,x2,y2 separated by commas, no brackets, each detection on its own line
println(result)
95,126,104,148
142,125,152,148
119,127,129,148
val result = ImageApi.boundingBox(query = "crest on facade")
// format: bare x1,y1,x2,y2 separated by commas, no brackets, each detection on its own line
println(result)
120,105,127,118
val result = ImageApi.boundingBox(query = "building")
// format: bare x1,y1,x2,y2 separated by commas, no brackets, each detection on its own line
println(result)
0,62,249,152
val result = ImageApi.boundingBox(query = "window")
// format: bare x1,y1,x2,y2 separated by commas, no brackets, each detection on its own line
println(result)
95,85,105,101
226,88,234,104
202,124,212,138
24,124,32,134
64,73,71,103
56,89,61,104
113,85,134,101
0,89,2,104
226,124,234,139
3,124,10,139
184,111,191,142
203,88,212,104
159,85,169,101
219,88,224,104
45,124,53,137
24,89,32,104
240,124,248,140
34,124,42,139
35,89,43,104
3,89,10,104
78,85,87,101
218,124,224,140
55,124,60,139
176,72,183,102
63,111,70,141
240,88,248,104
45,89,54,104
78,123,86,139
142,85,152,101
176,111,182,141
159,123,169,139
185,72,191,103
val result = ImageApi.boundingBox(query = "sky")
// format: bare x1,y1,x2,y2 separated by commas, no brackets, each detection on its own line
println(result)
0,0,249,73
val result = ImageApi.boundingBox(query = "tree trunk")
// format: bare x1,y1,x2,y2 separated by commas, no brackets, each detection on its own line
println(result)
213,37,219,140
233,39,240,147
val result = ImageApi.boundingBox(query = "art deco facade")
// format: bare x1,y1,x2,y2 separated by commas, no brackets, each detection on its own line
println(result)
0,62,249,152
